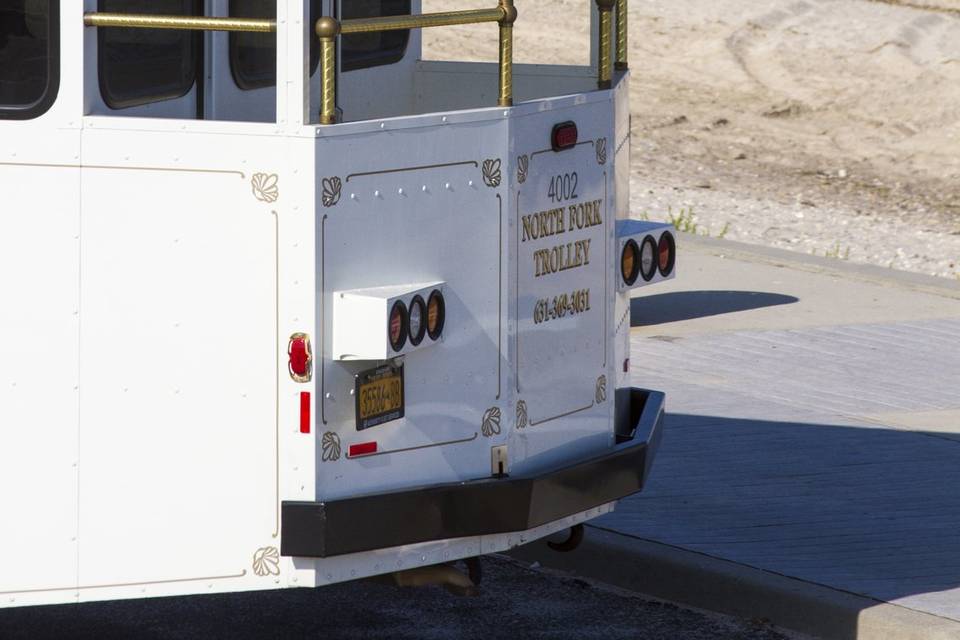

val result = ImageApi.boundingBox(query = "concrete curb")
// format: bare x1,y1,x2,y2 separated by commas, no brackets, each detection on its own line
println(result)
509,526,960,640
679,233,960,299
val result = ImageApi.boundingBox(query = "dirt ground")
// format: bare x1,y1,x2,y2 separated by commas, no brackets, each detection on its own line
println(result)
424,0,960,279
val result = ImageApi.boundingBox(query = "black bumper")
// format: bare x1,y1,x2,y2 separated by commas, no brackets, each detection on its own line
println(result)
281,388,664,558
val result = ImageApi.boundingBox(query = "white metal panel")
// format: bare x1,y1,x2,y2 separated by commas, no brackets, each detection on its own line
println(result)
507,99,616,474
0,154,81,605
315,118,506,499
0,1,83,604
77,129,279,596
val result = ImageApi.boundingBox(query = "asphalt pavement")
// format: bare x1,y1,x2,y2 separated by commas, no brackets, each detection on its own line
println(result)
0,555,797,640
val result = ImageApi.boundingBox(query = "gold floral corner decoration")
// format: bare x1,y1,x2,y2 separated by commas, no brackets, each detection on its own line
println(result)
596,375,608,404
596,138,608,166
321,432,342,462
252,546,280,577
516,400,528,429
322,176,342,207
481,407,502,437
517,155,529,184
482,159,502,188
251,173,280,203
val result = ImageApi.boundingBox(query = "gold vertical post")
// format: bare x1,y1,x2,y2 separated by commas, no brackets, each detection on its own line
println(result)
615,0,628,70
497,0,517,107
316,17,340,125
596,0,615,89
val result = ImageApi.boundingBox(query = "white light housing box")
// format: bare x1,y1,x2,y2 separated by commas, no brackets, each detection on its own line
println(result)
616,220,677,291
333,282,446,361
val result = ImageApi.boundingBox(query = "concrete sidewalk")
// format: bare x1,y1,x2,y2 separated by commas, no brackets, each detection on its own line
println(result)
516,236,960,640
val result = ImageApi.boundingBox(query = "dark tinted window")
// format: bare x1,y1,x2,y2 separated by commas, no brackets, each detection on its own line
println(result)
341,0,410,72
98,0,200,109
0,1,59,119
229,0,322,91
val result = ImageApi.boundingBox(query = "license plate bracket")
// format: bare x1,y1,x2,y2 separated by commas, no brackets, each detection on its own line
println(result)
355,364,405,431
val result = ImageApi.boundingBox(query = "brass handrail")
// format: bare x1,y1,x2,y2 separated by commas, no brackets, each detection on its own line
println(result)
318,2,517,124
82,1,630,125
596,0,614,89
615,0,628,70
339,8,505,34
83,13,275,33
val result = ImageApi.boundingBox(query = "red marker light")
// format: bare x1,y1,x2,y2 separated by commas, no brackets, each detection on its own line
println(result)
348,442,378,458
288,333,312,383
551,121,579,152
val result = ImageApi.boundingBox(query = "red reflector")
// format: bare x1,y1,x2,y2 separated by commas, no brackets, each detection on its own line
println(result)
624,359,630,373
551,121,579,151
300,392,311,434
349,442,378,458
288,333,312,382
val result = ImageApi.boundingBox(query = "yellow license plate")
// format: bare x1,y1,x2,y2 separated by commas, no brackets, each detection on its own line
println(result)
355,364,405,431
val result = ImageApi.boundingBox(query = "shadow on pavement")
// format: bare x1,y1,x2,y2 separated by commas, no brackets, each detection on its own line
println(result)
599,412,960,634
631,291,798,327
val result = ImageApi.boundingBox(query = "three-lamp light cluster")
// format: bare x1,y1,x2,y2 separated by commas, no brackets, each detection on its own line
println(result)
387,289,446,353
616,220,677,289
333,282,447,361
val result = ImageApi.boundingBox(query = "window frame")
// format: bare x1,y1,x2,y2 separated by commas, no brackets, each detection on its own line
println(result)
0,1,61,121
97,0,202,110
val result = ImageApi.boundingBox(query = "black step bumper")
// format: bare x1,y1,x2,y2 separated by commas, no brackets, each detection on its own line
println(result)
281,388,664,558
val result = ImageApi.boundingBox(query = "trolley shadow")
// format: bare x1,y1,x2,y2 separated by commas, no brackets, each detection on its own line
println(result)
631,290,798,327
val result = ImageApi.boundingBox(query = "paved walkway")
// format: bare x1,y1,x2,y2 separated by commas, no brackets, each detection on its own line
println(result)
599,236,960,622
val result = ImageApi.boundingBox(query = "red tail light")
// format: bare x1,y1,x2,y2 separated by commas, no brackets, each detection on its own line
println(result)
658,232,676,276
288,333,312,383
389,301,408,352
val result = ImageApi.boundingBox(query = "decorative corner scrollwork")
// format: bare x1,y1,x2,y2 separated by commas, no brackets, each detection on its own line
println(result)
596,375,608,404
321,176,342,207
251,173,280,203
596,138,608,166
321,432,342,462
481,406,502,437
252,546,280,577
482,159,502,188
516,400,528,429
517,155,529,184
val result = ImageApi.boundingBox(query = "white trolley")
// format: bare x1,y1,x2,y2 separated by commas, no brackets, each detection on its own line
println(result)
0,0,676,606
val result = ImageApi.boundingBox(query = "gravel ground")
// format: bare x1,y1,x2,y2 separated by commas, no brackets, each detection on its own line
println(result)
0,556,802,640
424,0,960,280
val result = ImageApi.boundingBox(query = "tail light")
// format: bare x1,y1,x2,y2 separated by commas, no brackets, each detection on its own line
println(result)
658,231,676,277
408,295,427,346
427,290,446,341
288,333,312,383
621,239,640,286
640,235,658,282
389,301,408,352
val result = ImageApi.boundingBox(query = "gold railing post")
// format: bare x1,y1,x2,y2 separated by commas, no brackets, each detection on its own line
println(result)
316,17,340,125
615,0,628,70
497,0,517,107
596,0,614,89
